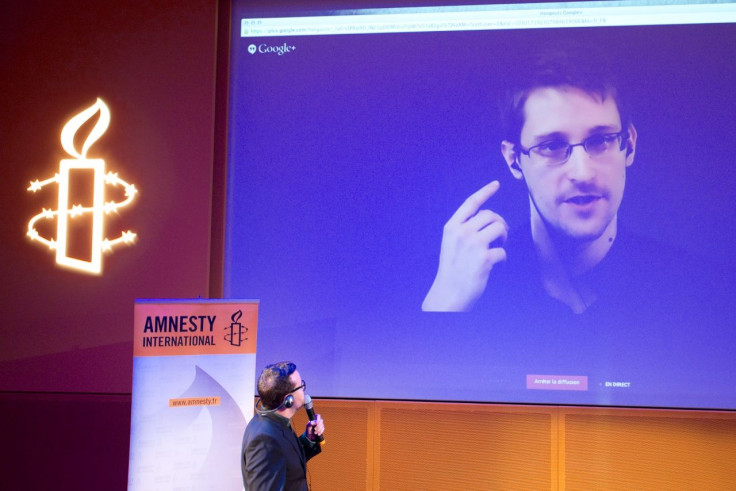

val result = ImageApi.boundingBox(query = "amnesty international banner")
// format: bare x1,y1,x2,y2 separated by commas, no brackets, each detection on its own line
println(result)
128,299,258,490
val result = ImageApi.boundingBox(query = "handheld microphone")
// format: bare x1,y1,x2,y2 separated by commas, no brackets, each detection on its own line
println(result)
304,394,324,444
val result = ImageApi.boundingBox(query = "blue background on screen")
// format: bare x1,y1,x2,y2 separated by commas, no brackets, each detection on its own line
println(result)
224,16,736,409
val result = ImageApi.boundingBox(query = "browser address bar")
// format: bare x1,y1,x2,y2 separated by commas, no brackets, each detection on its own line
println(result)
241,2,736,37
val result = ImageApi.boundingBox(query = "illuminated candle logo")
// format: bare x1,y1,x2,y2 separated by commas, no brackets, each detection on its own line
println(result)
26,98,138,275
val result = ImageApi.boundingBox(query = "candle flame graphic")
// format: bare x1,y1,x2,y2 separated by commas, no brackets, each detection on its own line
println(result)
61,98,111,159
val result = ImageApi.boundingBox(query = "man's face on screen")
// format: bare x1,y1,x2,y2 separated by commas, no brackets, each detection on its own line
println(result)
509,86,635,242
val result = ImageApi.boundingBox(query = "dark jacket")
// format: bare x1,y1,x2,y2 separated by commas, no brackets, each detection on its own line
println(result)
241,411,321,491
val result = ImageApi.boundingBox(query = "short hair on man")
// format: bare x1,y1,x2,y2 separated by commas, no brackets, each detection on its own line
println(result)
257,361,297,410
500,41,632,144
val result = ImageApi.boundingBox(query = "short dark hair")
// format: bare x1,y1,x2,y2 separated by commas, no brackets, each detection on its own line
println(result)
257,361,297,410
500,42,631,144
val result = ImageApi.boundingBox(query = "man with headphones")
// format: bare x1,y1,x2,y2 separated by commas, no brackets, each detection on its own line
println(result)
422,42,639,316
241,361,325,490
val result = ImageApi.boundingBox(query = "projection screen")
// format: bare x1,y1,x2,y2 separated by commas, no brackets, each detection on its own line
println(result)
223,0,736,410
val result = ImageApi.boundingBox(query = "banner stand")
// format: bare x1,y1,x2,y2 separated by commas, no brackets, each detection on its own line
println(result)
127,299,258,490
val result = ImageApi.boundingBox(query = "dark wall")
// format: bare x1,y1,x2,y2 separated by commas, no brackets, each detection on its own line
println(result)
0,0,219,487
1,392,133,490
0,0,217,390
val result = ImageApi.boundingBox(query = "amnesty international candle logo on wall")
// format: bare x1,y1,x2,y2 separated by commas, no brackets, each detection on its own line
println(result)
129,299,258,490
26,99,138,275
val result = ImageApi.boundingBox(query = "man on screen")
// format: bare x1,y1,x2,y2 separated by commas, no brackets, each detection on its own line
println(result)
422,44,640,314
242,361,325,491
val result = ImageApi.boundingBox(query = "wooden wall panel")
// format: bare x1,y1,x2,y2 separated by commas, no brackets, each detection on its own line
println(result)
291,400,736,490
375,402,553,490
563,409,736,490
292,399,374,490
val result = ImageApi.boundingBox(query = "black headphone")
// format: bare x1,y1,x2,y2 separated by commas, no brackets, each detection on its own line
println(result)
256,393,294,415
512,154,523,172
619,131,633,156
282,394,294,408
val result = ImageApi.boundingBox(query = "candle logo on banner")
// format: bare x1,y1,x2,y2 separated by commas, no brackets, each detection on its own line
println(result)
26,98,138,275
225,310,249,347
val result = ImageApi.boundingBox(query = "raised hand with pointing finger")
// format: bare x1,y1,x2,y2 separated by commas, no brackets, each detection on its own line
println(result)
422,180,509,312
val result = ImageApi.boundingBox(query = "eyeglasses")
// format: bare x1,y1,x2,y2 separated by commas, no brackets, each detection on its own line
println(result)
517,131,629,167
287,380,306,394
